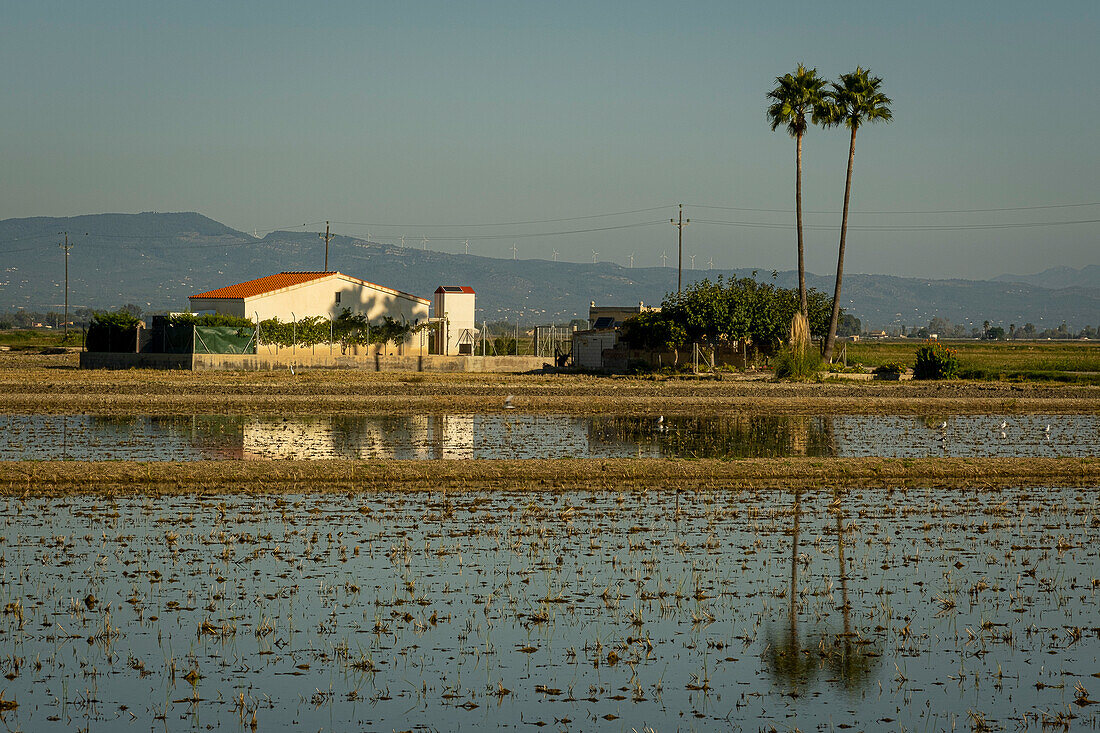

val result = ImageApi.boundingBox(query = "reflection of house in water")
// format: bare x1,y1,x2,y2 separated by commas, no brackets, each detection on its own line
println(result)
429,415,474,459
240,416,433,460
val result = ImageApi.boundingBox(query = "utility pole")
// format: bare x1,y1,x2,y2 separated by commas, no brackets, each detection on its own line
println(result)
670,203,690,293
319,222,334,272
59,232,73,339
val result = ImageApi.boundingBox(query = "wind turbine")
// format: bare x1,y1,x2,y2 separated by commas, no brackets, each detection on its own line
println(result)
400,234,406,248
628,252,635,268
421,236,429,250
660,251,668,267
591,250,599,263
463,239,470,255
552,249,559,262
689,254,696,269
511,242,517,260
707,257,714,270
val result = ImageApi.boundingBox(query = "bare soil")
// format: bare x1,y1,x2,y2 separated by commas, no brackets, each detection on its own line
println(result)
2,457,1097,496
2,351,1098,415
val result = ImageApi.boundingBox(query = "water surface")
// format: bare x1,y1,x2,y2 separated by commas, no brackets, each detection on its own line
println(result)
0,487,1096,730
2,413,1097,461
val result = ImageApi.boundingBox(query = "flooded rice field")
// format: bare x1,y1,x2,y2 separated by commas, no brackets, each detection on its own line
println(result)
0,487,1097,731
3,413,1100,461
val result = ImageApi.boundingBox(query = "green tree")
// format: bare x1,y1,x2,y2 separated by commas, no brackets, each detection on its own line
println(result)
836,312,862,337
767,64,831,317
821,68,892,362
619,310,687,351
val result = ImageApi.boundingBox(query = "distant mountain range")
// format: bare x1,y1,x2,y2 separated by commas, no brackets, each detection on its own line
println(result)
1,212,1097,330
993,265,1100,290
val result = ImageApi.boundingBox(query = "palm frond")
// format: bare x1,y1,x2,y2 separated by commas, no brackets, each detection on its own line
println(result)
766,63,831,137
830,66,893,130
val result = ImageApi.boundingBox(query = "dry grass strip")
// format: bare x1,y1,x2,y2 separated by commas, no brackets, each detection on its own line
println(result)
2,457,1097,497
3,394,1099,416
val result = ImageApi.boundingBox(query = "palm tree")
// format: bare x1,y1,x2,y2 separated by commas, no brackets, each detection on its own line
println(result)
767,64,830,317
822,68,892,362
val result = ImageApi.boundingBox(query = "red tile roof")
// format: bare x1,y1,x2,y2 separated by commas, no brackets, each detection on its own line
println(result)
191,272,429,304
191,272,332,300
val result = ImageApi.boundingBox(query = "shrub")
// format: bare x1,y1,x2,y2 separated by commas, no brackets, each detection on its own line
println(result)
91,311,141,329
772,347,821,380
873,362,906,375
913,340,959,380
169,313,253,328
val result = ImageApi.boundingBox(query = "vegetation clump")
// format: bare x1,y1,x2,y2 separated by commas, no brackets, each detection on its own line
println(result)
169,313,253,328
913,340,959,380
872,362,907,375
90,310,142,329
256,308,421,350
772,347,821,380
619,275,833,358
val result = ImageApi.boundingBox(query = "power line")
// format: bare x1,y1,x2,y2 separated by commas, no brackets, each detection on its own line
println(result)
329,205,672,228
688,201,1100,215
360,220,667,242
693,218,1100,231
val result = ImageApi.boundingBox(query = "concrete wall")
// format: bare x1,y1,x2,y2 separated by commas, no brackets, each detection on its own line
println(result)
194,353,549,372
602,346,747,373
80,352,192,370
80,351,548,372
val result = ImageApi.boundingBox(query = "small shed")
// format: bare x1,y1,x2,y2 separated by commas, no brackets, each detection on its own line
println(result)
432,286,478,355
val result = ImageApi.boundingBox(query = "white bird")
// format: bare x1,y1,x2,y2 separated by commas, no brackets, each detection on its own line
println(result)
1000,431,1006,439
938,421,947,430
289,365,295,376
1043,424,1051,433
503,395,515,410
657,415,665,432
999,420,1007,430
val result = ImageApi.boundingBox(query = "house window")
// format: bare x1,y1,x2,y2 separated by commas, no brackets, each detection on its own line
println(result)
335,292,341,304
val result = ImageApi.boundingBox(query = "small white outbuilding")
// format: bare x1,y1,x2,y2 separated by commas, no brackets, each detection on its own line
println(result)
432,286,478,355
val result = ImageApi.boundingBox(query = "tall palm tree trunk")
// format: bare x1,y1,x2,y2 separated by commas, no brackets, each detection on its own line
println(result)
795,131,807,316
824,125,857,361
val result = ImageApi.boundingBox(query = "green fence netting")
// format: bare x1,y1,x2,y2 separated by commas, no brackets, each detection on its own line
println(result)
193,326,256,354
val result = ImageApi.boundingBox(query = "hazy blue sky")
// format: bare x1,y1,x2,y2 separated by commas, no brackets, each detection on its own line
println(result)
2,0,1097,279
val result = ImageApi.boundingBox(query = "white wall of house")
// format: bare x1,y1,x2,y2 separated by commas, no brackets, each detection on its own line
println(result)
572,330,618,370
190,273,429,353
191,274,428,323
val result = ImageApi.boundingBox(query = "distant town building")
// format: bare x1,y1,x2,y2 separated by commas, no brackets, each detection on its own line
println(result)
588,300,656,330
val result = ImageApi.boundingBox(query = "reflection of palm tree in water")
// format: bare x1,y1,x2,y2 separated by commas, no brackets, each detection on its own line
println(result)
765,489,879,693
764,489,818,689
825,490,878,689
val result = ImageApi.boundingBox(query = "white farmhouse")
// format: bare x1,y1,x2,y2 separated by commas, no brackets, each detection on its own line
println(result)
190,271,430,351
